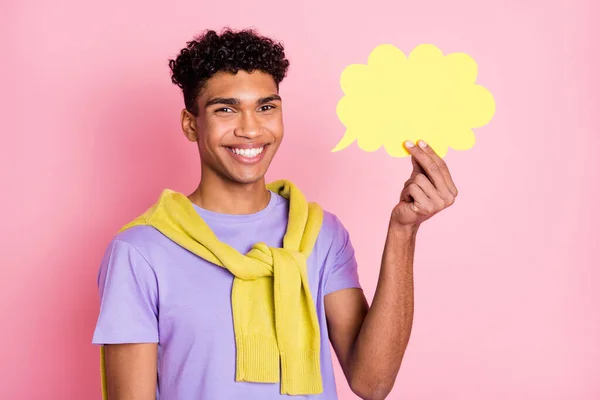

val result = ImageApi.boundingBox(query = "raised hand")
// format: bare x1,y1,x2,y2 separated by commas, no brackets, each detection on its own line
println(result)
391,140,458,228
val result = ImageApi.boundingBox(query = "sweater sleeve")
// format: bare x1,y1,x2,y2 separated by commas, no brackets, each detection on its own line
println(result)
92,238,159,344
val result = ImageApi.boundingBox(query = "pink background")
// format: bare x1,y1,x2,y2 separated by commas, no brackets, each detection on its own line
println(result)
2,0,599,399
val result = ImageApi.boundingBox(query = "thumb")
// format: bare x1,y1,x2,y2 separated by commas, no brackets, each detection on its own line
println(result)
400,199,419,214
409,202,419,213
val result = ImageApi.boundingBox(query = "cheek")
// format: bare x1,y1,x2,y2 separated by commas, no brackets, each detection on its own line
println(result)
203,118,232,146
265,115,284,138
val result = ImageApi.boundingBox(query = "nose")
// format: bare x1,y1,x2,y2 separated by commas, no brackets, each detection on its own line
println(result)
234,111,261,139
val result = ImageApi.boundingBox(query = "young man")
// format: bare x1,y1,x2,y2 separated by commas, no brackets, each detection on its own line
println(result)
92,28,458,400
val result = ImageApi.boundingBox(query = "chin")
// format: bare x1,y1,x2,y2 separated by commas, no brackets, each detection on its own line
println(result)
226,162,274,186
233,174,267,185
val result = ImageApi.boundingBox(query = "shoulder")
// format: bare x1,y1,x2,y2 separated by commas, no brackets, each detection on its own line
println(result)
320,209,348,237
113,225,165,249
315,206,354,255
99,225,161,260
102,225,170,266
95,227,162,290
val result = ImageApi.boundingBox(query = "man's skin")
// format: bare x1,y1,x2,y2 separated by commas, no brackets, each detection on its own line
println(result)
104,70,457,400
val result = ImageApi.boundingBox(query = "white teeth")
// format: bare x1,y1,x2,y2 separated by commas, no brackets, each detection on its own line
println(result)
230,146,264,158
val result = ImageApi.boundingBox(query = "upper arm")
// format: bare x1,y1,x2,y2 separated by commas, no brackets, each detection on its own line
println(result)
104,343,158,400
93,238,159,342
325,288,369,380
322,213,367,378
92,236,160,399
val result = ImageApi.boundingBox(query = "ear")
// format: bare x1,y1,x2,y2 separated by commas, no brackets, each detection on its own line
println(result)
181,109,198,142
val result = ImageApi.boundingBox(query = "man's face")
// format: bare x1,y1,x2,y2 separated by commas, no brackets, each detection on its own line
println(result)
191,70,283,185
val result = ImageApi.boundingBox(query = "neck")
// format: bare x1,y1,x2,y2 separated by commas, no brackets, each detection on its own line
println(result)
188,172,271,215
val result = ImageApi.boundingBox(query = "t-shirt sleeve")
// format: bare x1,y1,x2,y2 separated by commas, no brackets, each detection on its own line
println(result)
323,215,362,295
92,238,159,345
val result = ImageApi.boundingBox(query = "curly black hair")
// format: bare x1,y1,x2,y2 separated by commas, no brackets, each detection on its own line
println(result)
168,28,290,115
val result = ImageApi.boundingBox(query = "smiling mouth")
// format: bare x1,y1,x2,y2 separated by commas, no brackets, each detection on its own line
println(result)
225,145,267,158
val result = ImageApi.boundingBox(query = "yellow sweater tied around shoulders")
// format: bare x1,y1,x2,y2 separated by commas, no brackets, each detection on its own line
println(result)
99,180,324,397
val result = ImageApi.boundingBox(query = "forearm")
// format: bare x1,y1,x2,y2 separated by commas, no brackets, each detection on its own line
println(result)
349,221,417,399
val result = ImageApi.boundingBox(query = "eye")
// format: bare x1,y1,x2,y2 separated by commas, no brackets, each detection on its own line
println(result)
215,107,234,113
259,105,276,112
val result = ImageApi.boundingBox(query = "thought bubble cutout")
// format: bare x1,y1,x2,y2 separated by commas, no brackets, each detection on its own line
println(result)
332,44,496,158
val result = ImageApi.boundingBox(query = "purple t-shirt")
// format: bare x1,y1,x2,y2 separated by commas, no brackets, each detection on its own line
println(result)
92,190,361,399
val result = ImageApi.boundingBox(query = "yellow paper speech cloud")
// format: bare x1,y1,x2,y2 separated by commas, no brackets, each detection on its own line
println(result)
332,43,495,157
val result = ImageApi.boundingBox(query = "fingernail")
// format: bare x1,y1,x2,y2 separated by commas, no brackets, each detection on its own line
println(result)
418,140,428,148
405,140,415,148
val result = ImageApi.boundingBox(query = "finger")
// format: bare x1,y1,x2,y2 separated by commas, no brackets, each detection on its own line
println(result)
413,173,451,211
404,140,448,193
410,154,425,178
415,140,459,197
406,183,435,215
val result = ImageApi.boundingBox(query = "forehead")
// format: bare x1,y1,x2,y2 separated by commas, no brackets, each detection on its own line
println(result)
200,70,278,101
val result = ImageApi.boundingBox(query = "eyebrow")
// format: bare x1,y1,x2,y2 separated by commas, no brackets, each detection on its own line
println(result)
258,95,282,104
204,95,282,108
